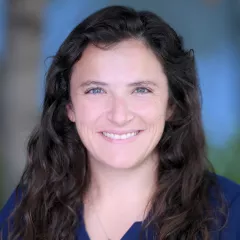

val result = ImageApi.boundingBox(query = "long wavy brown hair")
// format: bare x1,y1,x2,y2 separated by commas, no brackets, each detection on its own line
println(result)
2,5,227,240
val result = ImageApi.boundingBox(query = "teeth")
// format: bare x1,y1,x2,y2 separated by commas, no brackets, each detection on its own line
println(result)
102,131,139,140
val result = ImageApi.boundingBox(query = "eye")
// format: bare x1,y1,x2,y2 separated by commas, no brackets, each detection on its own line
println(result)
134,87,151,94
85,87,105,95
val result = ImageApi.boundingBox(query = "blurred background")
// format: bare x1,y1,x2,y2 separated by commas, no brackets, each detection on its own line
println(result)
0,0,239,207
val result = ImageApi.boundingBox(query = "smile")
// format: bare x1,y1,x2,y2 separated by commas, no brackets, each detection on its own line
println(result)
102,131,140,140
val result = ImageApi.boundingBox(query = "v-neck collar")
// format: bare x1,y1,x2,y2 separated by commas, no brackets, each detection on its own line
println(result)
77,220,143,240
76,205,154,240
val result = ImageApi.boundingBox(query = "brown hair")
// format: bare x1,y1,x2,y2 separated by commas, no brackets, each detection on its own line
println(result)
3,5,227,240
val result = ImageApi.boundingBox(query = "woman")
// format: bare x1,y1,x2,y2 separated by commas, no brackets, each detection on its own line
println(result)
0,5,239,240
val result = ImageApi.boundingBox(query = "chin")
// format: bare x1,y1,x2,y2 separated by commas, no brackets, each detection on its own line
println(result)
101,157,143,170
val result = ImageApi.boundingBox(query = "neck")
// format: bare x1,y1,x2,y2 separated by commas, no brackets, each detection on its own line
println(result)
85,152,158,212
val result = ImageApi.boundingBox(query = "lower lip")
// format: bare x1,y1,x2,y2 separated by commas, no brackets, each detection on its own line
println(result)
100,131,143,144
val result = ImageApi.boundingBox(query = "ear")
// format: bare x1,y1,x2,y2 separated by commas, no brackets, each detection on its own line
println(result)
66,103,76,122
165,105,175,121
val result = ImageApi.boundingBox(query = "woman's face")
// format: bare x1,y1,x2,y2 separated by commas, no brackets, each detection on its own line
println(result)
68,39,170,169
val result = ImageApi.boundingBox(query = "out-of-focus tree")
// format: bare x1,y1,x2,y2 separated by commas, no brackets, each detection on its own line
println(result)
1,0,46,205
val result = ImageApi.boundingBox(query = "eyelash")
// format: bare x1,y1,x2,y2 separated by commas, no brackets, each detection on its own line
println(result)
84,87,152,95
85,87,105,95
134,87,151,94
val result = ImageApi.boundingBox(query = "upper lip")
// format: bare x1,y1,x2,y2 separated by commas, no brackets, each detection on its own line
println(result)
100,130,142,134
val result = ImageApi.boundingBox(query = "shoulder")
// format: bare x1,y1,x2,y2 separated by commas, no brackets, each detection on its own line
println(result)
0,189,20,223
215,174,240,203
212,174,240,239
0,187,23,237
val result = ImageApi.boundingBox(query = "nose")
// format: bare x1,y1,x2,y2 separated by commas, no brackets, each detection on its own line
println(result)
107,95,134,126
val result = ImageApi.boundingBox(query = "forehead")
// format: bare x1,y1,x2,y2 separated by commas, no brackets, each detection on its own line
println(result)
71,39,165,85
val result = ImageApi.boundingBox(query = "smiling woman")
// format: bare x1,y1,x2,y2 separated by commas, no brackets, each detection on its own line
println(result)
67,40,170,170
0,5,240,240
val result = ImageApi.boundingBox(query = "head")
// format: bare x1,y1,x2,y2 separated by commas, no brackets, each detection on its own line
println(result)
6,5,226,240
67,39,171,170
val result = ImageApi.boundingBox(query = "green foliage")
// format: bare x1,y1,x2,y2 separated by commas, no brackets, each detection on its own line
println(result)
208,134,240,184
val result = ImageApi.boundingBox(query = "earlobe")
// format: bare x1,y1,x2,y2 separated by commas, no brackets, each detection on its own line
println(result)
66,104,75,122
166,105,174,121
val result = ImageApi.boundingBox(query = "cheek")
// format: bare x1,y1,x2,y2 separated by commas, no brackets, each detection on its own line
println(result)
131,97,168,123
73,98,105,126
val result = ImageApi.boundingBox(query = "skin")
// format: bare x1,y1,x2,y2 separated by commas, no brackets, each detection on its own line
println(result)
67,39,171,239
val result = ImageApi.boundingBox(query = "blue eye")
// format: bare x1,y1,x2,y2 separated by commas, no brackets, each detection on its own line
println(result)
85,87,105,94
134,87,151,94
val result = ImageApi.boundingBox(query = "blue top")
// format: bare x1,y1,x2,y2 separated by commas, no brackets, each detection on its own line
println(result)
1,175,240,239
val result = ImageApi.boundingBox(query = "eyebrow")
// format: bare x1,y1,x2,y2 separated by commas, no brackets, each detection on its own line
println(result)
79,80,158,88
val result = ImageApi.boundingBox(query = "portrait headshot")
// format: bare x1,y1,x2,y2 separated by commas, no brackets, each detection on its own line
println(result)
0,4,239,240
